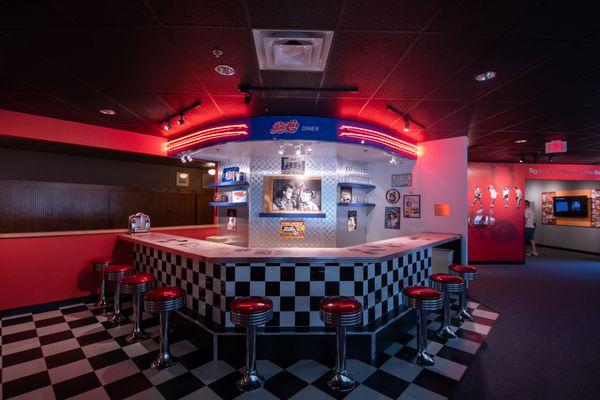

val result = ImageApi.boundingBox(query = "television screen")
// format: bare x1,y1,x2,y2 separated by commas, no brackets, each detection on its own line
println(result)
553,196,588,218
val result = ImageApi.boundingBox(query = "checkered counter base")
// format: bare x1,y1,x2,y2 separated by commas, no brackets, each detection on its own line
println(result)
134,244,431,327
0,299,498,400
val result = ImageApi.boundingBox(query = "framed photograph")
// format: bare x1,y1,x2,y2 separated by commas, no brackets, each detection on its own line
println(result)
263,176,322,213
434,203,451,216
280,220,305,238
385,188,400,204
176,172,189,187
340,186,352,203
222,166,239,183
385,207,401,229
403,195,421,218
392,173,412,187
347,211,357,232
226,209,237,232
281,156,305,175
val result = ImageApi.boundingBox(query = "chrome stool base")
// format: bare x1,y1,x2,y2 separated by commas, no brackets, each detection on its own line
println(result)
151,353,176,370
327,370,356,392
457,307,473,321
436,325,457,339
95,297,109,309
106,312,125,324
415,350,436,367
237,370,265,392
125,330,149,344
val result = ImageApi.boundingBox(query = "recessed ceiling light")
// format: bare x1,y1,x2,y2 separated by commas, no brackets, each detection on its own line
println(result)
215,65,235,76
99,109,116,115
515,139,527,144
475,71,497,82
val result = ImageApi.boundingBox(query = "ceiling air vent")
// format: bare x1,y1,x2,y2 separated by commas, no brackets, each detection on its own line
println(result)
252,29,334,72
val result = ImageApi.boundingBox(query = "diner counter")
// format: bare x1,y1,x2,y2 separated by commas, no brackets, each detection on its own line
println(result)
118,231,460,263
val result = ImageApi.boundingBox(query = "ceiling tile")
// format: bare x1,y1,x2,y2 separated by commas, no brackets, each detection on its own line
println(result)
340,0,443,31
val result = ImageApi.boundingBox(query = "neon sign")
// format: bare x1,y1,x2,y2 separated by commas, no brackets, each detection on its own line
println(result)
338,125,418,157
270,119,299,134
167,124,248,151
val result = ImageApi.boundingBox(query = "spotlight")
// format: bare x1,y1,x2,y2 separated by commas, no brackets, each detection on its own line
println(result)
475,71,497,82
278,145,285,155
164,121,172,131
360,140,365,144
548,155,554,163
295,146,302,156
519,154,525,163
186,154,193,162
177,114,185,126
180,155,187,163
306,146,312,154
403,116,410,132
389,156,398,165
207,168,216,176
244,92,252,104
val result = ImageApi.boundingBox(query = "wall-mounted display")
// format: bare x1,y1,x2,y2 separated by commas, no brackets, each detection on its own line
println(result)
281,157,305,175
347,211,357,231
515,186,523,208
227,209,237,232
214,192,229,202
392,173,412,187
385,188,400,204
263,176,322,213
541,192,556,225
231,190,247,203
434,203,451,216
472,185,483,208
502,185,510,208
592,189,600,228
340,186,352,203
385,207,400,229
222,166,239,183
488,185,498,208
176,172,189,187
403,195,421,218
280,220,305,238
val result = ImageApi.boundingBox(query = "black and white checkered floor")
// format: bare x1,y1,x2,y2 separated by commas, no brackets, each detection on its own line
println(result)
1,300,498,400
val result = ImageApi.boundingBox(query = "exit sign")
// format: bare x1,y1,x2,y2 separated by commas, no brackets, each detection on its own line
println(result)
545,140,567,154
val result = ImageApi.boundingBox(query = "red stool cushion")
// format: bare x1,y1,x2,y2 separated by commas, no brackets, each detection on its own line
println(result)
104,264,135,273
91,257,113,265
144,287,185,302
320,297,362,314
404,286,442,300
121,273,156,286
231,296,273,314
449,264,478,274
430,273,463,284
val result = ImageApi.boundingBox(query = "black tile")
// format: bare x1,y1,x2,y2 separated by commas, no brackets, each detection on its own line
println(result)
156,372,204,400
340,266,354,281
76,330,112,347
472,315,496,326
60,305,88,315
53,372,102,400
264,370,308,399
67,316,99,329
35,316,66,328
436,346,473,366
39,330,74,346
104,372,153,400
455,328,486,344
1,314,33,326
45,348,86,369
412,368,458,397
295,281,310,296
280,297,295,311
3,347,43,368
3,370,50,398
395,346,418,362
179,349,212,370
362,370,410,399
131,350,159,371
372,352,392,368
280,266,295,281
250,266,265,281
208,371,244,400
3,329,37,344
88,348,129,370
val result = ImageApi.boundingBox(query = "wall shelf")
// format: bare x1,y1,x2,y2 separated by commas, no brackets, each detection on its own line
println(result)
337,202,376,207
258,213,327,218
208,181,249,188
209,202,248,207
337,182,376,191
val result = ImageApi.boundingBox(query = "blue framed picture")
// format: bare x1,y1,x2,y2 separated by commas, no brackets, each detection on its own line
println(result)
221,167,239,183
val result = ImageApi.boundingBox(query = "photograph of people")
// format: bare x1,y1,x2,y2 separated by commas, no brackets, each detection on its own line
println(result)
472,185,483,207
385,207,400,229
524,200,538,256
298,187,319,211
515,186,523,208
488,185,498,208
503,185,510,208
347,211,357,232
273,183,296,211
270,177,322,212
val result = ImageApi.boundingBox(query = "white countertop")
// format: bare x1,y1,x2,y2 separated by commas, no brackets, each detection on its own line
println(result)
119,232,460,263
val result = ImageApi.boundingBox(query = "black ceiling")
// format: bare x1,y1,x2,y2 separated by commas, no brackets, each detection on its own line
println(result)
1,0,599,164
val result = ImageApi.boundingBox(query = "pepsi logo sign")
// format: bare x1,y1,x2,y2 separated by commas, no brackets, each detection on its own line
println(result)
270,119,299,134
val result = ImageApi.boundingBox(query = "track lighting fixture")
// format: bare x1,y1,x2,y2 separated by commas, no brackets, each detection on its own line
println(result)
295,145,302,156
186,154,193,162
164,121,172,131
207,168,216,176
389,155,398,165
177,114,185,126
519,154,525,163
386,105,423,133
180,155,187,163
403,116,410,133
159,100,200,130
278,145,285,155
244,92,252,104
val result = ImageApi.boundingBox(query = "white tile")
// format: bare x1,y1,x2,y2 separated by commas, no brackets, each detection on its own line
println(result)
65,387,109,400
170,340,197,357
9,385,55,400
36,323,71,337
82,339,120,358
460,321,491,335
63,310,94,321
398,383,446,400
472,309,498,320
1,313,32,324
237,388,280,400
123,387,165,400
123,339,159,358
48,359,93,384
95,359,140,385
144,362,188,385
106,323,133,338
250,360,283,380
466,301,479,309
191,360,236,384
406,338,443,355
41,338,80,357
287,359,329,383
2,357,47,382
32,310,63,321
346,359,378,383
289,385,335,400
380,357,422,382
383,342,403,356
345,384,393,400
2,321,36,335
2,337,41,355
444,337,481,355
179,386,222,400
71,323,106,338
425,356,467,381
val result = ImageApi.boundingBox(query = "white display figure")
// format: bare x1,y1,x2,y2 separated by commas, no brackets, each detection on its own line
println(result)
515,186,523,208
503,185,510,208
472,185,483,207
488,185,498,208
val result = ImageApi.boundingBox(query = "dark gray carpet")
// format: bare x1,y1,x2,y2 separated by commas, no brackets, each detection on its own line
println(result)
453,247,600,400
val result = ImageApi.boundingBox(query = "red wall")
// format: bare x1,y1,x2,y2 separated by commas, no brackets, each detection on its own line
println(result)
0,227,216,312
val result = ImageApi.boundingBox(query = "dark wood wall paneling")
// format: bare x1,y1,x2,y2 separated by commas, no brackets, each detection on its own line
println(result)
0,180,213,233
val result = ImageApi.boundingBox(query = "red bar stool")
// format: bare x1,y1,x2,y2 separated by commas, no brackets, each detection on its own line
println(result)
104,264,135,324
230,296,273,392
449,264,479,320
144,287,185,369
319,296,363,392
91,257,113,308
120,273,157,343
429,273,464,339
403,286,443,366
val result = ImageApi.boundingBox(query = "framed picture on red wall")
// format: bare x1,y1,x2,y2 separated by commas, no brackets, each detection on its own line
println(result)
403,195,421,218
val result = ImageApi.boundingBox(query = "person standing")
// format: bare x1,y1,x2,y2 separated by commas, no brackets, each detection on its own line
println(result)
503,185,510,208
524,200,538,256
